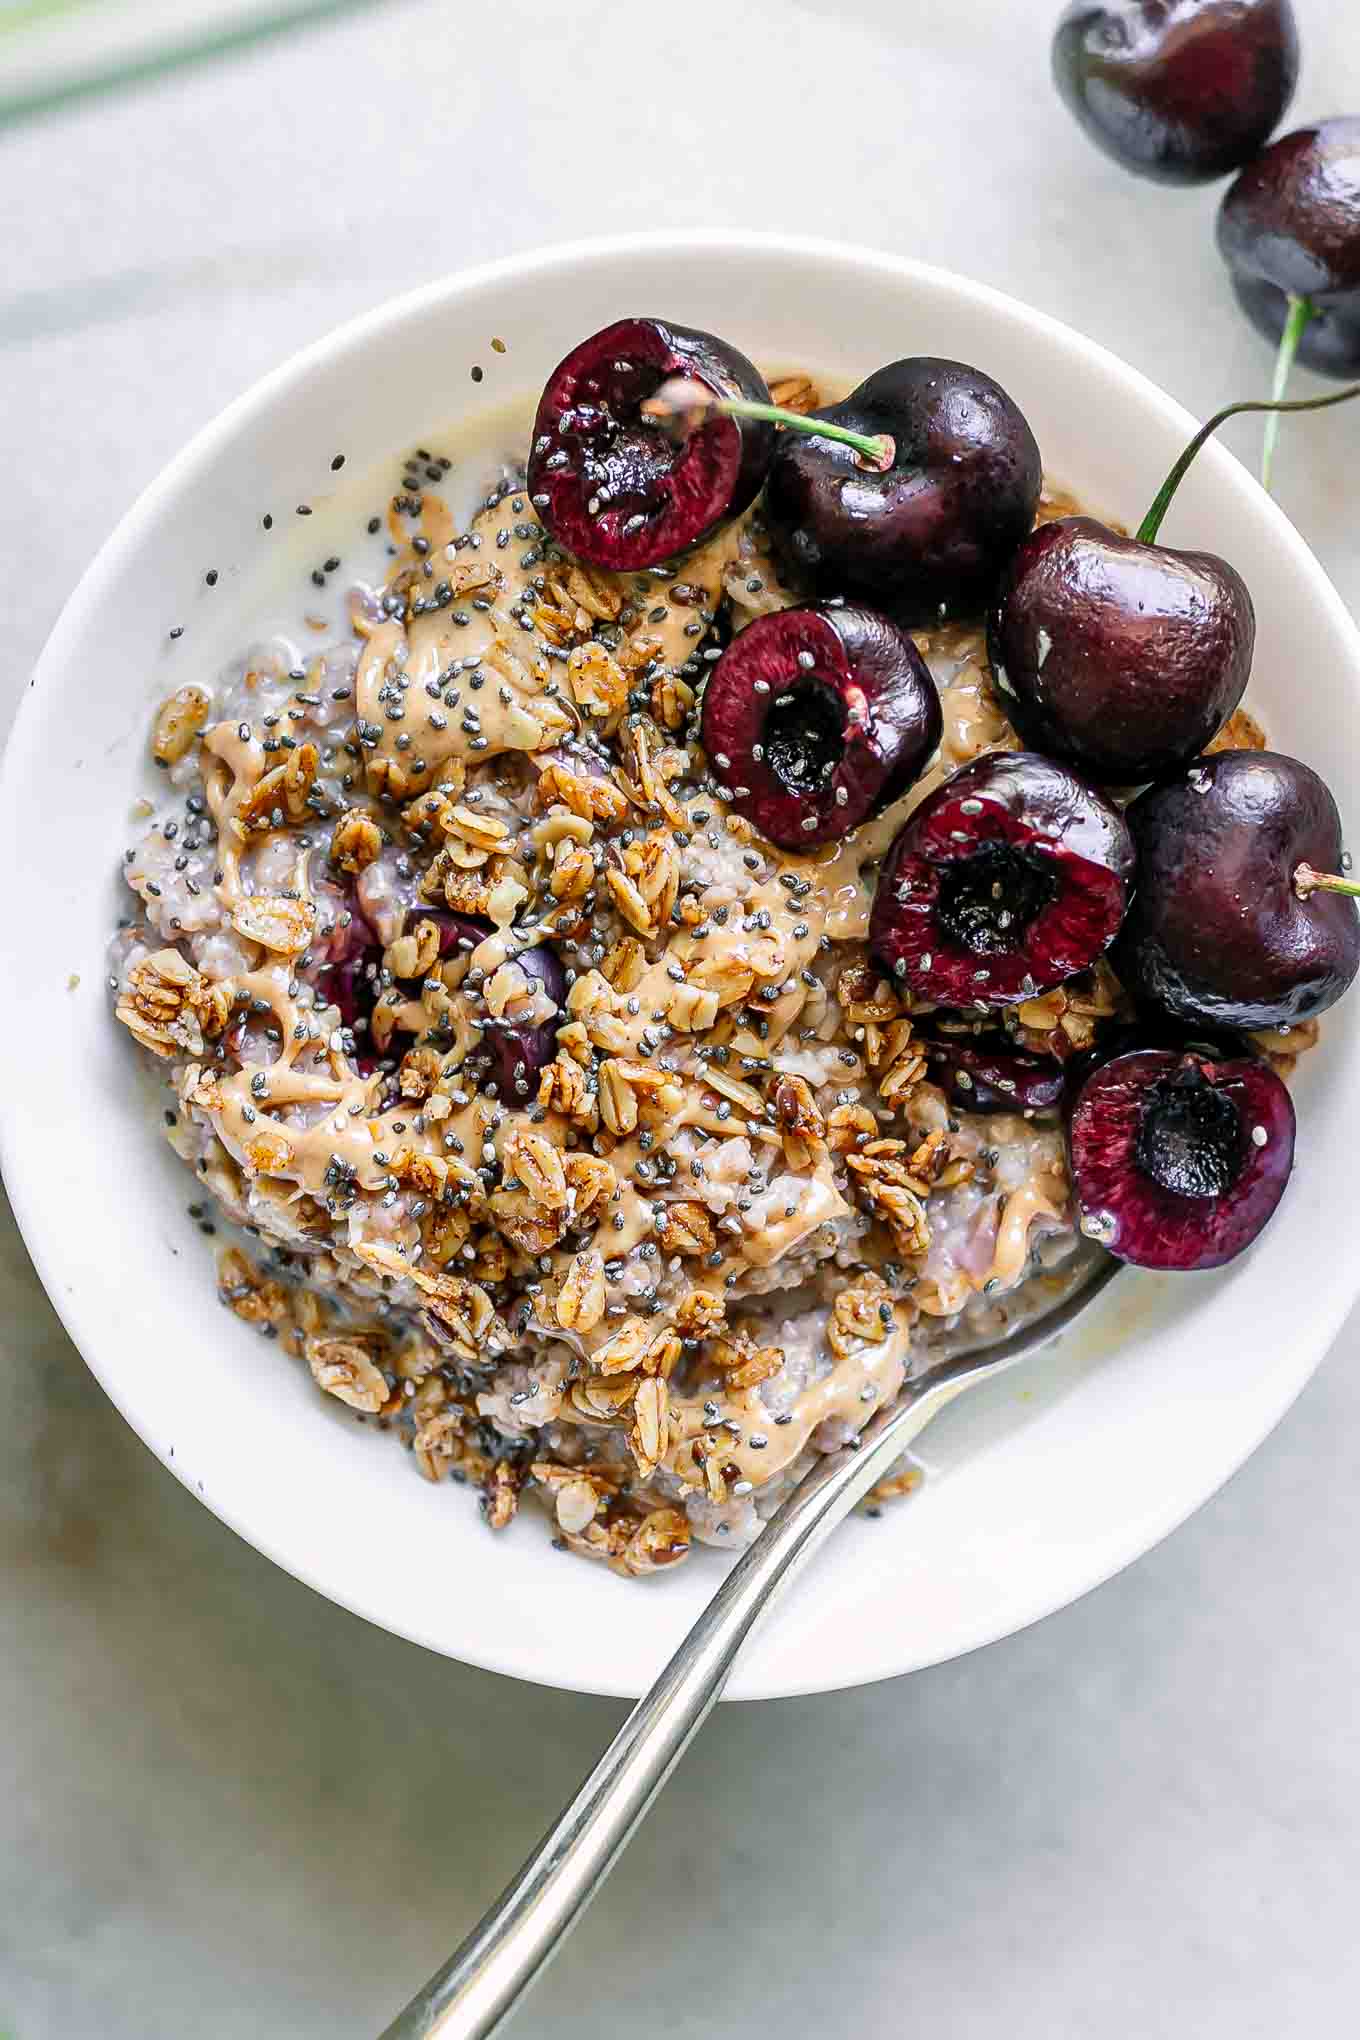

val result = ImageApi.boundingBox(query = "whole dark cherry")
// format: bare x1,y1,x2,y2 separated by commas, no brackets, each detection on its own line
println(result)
988,515,1253,784
526,318,774,569
1117,749,1360,1028
987,376,1360,783
869,751,1136,1007
699,602,941,849
1053,0,1299,186
1218,119,1360,379
1068,1045,1295,1269
762,358,1042,624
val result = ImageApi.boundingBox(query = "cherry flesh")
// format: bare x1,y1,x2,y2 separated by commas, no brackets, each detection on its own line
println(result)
869,751,1135,1007
315,902,564,1097
922,1030,1069,1114
1068,1045,1295,1269
526,318,774,570
700,602,941,849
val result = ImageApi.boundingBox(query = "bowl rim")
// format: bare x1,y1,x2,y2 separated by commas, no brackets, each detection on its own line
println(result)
6,228,1360,1701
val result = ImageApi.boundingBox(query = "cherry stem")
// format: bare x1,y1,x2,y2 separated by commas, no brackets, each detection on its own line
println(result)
1295,863,1360,902
1261,293,1316,493
1135,378,1360,546
642,377,896,473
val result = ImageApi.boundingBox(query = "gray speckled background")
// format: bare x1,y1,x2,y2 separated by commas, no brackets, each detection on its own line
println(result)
3,2,1360,2034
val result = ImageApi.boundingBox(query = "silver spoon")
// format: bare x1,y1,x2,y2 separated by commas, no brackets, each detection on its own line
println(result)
380,1256,1117,2040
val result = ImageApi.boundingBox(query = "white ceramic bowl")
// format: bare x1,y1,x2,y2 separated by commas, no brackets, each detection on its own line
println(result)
5,232,1358,1701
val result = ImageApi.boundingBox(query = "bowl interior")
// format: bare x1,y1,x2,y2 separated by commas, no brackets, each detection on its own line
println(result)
4,233,1358,1701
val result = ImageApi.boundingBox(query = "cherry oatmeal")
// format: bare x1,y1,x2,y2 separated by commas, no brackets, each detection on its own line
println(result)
112,350,1295,1579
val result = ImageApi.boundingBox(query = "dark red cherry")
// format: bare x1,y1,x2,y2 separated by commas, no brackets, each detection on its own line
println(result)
312,904,563,1097
922,1031,1068,1114
1063,1016,1254,1101
1117,749,1360,1028
987,376,1360,779
313,910,384,1045
526,318,774,569
987,516,1253,783
422,909,495,960
1053,0,1299,186
869,752,1135,1007
699,602,941,849
312,907,485,1070
1068,1046,1295,1269
468,941,566,1103
762,358,1042,624
1218,119,1360,378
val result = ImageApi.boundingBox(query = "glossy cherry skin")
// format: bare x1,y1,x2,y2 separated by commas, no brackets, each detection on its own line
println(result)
763,358,1042,624
527,317,774,569
1117,750,1360,1028
1053,0,1299,186
467,939,565,1102
700,602,942,849
314,908,488,1064
1217,119,1360,376
1068,1046,1295,1269
922,1031,1069,1114
987,516,1254,784
315,905,564,1096
869,751,1136,1007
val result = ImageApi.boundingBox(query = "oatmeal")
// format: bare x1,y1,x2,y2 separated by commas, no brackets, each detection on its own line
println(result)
110,389,1117,1577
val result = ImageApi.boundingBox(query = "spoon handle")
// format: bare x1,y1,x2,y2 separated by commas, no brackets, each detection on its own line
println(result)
377,1374,955,2040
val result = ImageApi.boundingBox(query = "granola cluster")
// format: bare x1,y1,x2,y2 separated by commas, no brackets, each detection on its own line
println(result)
112,390,1118,1574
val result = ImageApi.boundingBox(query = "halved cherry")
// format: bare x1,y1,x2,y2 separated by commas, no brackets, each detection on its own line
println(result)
313,902,563,1098
526,317,774,569
466,940,566,1103
1068,1046,1295,1269
869,752,1135,1006
700,602,941,849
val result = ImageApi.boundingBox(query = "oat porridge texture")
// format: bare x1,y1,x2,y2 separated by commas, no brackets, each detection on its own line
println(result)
110,371,1291,1577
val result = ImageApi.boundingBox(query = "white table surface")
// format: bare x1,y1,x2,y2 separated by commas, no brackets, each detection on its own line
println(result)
3,1,1360,2034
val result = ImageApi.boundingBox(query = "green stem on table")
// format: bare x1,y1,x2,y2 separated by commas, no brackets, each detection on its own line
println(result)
642,379,896,472
1135,379,1360,546
1295,863,1360,902
1261,294,1317,493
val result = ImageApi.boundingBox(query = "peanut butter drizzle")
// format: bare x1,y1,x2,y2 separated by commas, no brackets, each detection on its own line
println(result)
987,1175,1067,1291
189,627,1013,1267
179,474,1070,1487
662,1305,912,1494
783,624,1017,948
194,666,517,1203
182,501,841,1235
354,493,742,800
